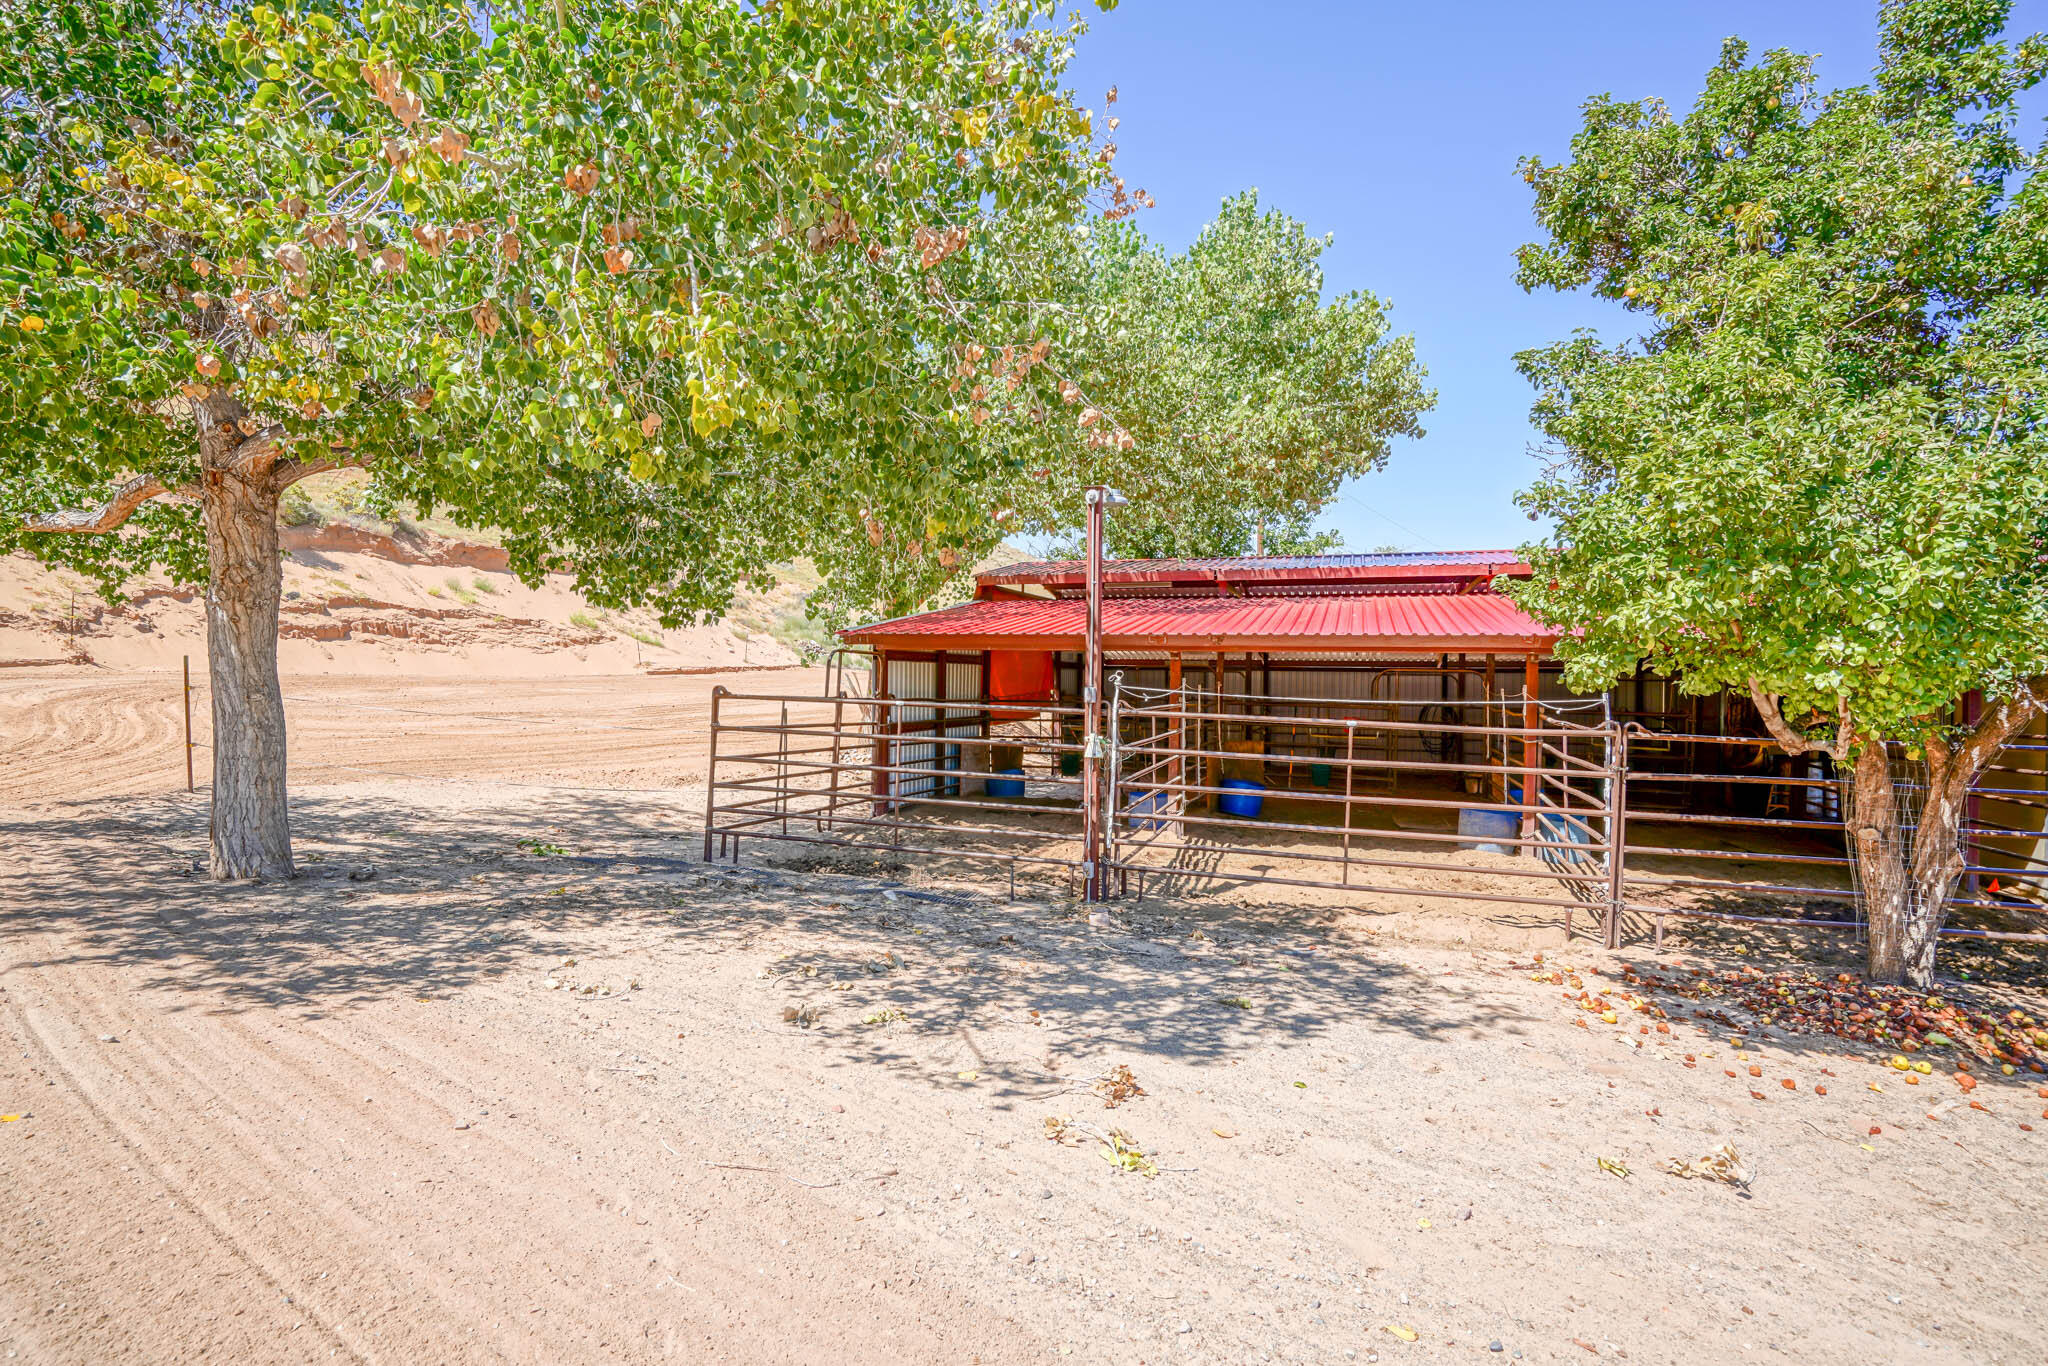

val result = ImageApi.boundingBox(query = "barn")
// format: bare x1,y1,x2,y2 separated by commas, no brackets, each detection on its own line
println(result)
699,549,2047,947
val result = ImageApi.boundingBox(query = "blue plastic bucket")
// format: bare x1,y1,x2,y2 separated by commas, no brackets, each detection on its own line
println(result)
1218,779,1265,819
1457,806,1519,855
1538,811,1594,864
986,768,1026,798
1128,790,1170,830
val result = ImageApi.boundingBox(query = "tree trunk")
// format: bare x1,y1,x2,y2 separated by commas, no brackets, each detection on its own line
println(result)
1757,681,2045,990
1849,744,1929,985
200,414,294,880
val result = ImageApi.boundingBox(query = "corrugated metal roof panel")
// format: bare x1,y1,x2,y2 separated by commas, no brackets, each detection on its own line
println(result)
975,549,1531,591
842,591,1555,652
986,550,1517,576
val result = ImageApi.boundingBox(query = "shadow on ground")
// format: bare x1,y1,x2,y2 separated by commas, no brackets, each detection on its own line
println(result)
3,787,1550,1072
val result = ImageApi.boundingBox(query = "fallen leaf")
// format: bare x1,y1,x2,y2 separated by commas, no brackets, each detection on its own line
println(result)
1211,1127,1236,1139
1779,1079,1796,1091
0,1114,20,1123
1385,1324,1417,1342
1665,1142,1747,1187
1417,1218,1432,1230
957,1070,980,1082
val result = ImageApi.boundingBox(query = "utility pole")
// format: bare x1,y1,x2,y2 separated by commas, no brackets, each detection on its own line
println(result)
1082,485,1126,901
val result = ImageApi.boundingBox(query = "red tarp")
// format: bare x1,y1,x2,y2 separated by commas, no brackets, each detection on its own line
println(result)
987,649,1055,719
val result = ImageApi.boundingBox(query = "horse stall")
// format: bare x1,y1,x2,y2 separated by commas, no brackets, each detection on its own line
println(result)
697,551,2048,947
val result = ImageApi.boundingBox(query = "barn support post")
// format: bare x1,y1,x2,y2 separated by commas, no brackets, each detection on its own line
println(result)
1484,653,1498,797
870,648,892,817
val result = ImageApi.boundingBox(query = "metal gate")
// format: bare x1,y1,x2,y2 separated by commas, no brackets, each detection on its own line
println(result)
1104,678,1628,941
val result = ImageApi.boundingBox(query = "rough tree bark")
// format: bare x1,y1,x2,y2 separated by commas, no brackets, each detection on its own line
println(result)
23,389,358,880
197,390,294,879
1752,678,2045,988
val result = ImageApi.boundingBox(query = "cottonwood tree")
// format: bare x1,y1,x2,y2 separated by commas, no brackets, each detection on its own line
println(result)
0,0,1112,877
815,190,1433,614
1506,0,2048,984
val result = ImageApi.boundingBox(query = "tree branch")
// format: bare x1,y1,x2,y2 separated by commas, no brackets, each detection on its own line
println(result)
1938,676,2048,811
268,451,367,494
1746,678,1845,758
22,474,191,535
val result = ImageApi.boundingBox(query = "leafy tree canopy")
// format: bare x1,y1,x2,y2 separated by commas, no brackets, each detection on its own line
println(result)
1506,0,2048,744
1504,0,2048,983
0,0,1115,619
812,191,1433,614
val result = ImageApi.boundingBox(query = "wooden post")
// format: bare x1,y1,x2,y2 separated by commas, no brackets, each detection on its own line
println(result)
871,648,892,815
183,654,195,793
1521,653,1539,850
1484,653,1498,798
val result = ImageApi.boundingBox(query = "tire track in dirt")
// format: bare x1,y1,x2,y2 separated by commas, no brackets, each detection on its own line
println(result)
0,669,823,808
1,891,1047,1365
1,937,366,1363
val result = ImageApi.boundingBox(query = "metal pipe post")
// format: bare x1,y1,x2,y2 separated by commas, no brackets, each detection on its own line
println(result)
1083,487,1106,900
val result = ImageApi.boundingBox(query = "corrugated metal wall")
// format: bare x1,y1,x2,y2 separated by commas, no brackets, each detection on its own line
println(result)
884,656,985,800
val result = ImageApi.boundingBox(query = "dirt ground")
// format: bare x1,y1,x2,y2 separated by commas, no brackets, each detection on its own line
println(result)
4,668,2047,1365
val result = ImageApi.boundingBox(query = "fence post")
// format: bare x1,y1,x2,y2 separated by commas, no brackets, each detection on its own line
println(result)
701,686,724,862
182,654,195,793
1607,725,1629,949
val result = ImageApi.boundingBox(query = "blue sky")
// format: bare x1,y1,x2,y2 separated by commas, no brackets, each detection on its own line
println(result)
1058,0,2048,554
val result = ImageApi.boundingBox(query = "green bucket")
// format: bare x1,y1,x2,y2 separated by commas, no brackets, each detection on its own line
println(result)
1309,762,1333,788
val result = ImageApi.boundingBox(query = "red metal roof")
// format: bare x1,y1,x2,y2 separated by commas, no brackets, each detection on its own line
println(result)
841,591,1556,654
976,550,1529,592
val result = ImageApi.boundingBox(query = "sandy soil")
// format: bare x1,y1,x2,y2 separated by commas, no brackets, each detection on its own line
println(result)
4,671,2047,1365
0,542,801,677
0,667,823,806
